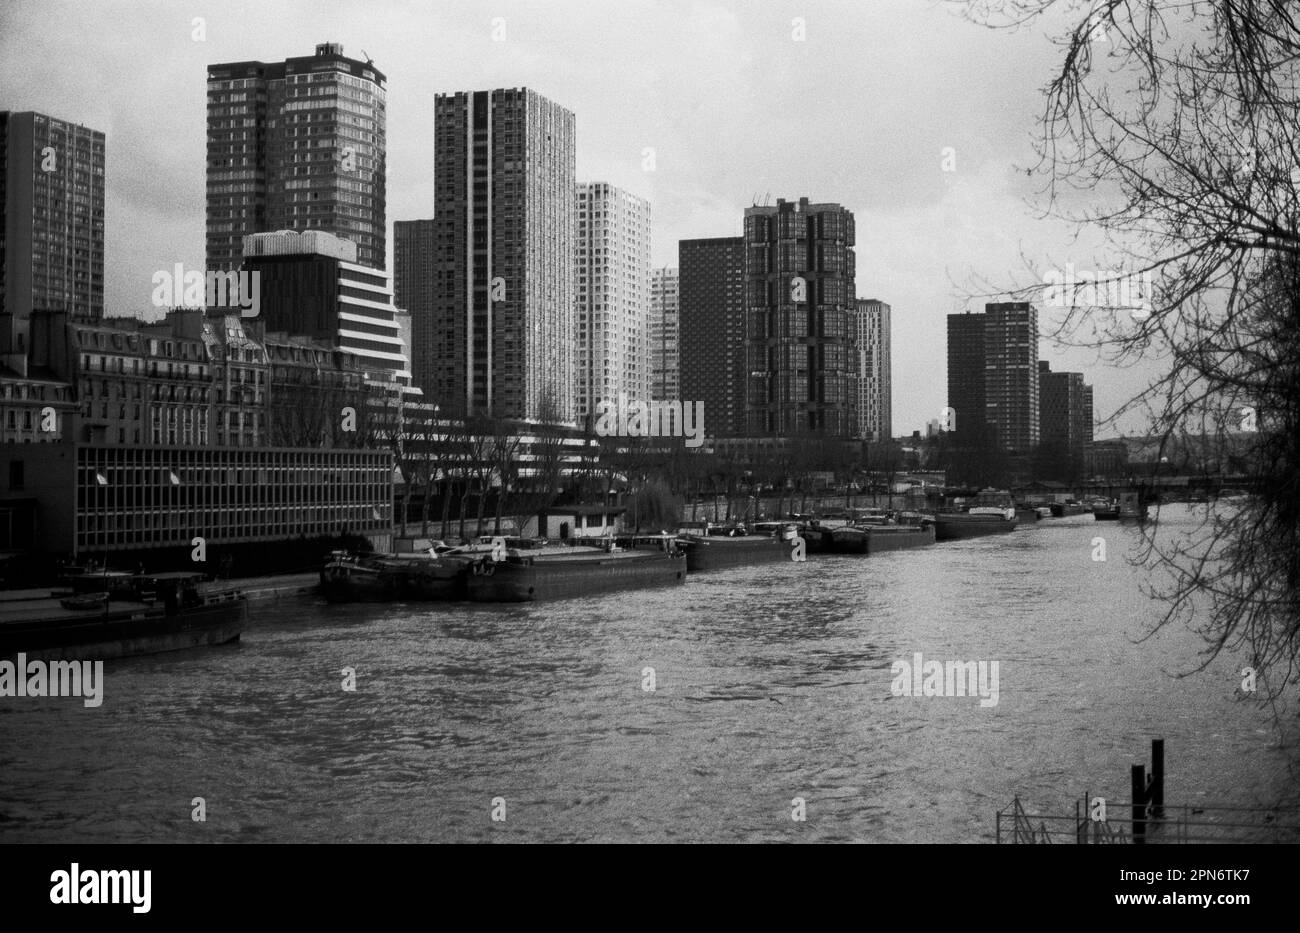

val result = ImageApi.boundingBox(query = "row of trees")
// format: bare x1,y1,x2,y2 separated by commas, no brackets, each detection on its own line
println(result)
361,394,925,539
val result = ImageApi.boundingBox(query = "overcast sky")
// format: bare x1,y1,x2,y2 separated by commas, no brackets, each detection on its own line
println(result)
0,0,1152,436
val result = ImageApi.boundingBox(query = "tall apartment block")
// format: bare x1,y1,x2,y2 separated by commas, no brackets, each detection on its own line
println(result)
946,311,986,437
983,301,1039,451
649,267,680,401
241,230,411,386
679,237,745,437
743,198,857,437
1,111,105,373
1038,360,1093,455
853,298,891,442
575,182,651,421
206,42,387,272
394,218,436,392
431,88,576,422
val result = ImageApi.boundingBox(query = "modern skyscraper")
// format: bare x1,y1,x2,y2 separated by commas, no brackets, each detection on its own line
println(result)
983,301,1039,452
1,111,105,373
206,42,387,272
432,88,576,422
241,230,410,387
1038,360,1094,456
394,218,436,393
853,298,891,442
743,198,857,437
575,182,651,421
679,237,745,437
946,311,986,438
649,267,679,401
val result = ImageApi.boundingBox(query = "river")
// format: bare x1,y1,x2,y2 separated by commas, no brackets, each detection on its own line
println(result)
0,505,1290,842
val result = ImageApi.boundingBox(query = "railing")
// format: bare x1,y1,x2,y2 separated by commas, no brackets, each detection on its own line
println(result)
996,795,1300,844
998,738,1300,843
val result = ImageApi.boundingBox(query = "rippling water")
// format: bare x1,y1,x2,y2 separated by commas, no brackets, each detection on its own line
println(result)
0,505,1291,842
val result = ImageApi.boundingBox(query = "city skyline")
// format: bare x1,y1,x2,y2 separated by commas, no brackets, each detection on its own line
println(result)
0,1,1137,436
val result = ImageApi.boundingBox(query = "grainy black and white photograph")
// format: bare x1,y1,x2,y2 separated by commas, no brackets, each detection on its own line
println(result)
0,0,1298,884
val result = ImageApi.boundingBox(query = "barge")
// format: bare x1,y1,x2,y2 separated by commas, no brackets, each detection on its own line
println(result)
465,538,686,602
933,507,1019,541
0,572,247,662
676,531,798,572
864,523,936,552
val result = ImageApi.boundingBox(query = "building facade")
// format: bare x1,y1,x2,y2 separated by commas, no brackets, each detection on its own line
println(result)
206,42,387,272
261,329,367,448
241,229,411,387
1,111,105,374
679,237,745,437
33,312,214,448
649,267,679,401
431,87,576,422
200,314,267,448
853,298,892,442
11,441,392,559
394,218,436,393
575,182,651,421
983,301,1040,452
1038,360,1094,456
743,198,857,437
946,311,986,439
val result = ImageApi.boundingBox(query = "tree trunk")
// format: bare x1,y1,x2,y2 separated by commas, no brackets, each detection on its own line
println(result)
475,476,488,537
440,477,453,540
457,476,469,541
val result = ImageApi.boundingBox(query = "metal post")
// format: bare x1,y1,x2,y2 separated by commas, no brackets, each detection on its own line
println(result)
1131,764,1146,844
1151,739,1164,820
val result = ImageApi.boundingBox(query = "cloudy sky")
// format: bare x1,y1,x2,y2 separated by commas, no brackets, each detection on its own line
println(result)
0,0,1150,436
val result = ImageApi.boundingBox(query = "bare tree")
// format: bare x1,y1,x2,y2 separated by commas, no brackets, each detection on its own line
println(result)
961,0,1300,705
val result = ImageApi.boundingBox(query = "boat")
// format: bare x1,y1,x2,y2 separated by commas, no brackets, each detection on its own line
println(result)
677,528,799,572
1049,500,1088,517
0,572,248,662
1014,506,1042,522
934,506,1019,541
1092,498,1120,520
829,524,872,554
320,541,498,603
465,537,686,602
797,521,836,554
59,592,109,611
863,523,936,552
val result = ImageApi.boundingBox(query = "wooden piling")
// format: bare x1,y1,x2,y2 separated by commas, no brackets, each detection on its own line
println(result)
1131,764,1146,844
1151,738,1164,820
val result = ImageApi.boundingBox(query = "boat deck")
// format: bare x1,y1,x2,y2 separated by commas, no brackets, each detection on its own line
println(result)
0,596,156,627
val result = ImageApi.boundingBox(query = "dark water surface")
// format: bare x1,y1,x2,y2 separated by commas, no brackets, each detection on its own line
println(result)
0,506,1290,842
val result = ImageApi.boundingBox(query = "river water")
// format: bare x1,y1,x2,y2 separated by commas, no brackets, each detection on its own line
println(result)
0,505,1291,842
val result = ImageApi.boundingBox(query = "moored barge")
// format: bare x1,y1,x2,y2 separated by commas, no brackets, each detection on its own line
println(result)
677,531,798,572
465,539,686,602
320,542,496,603
864,523,936,552
933,507,1019,541
0,572,247,662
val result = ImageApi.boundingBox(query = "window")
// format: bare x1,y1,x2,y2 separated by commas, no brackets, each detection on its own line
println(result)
8,461,23,491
